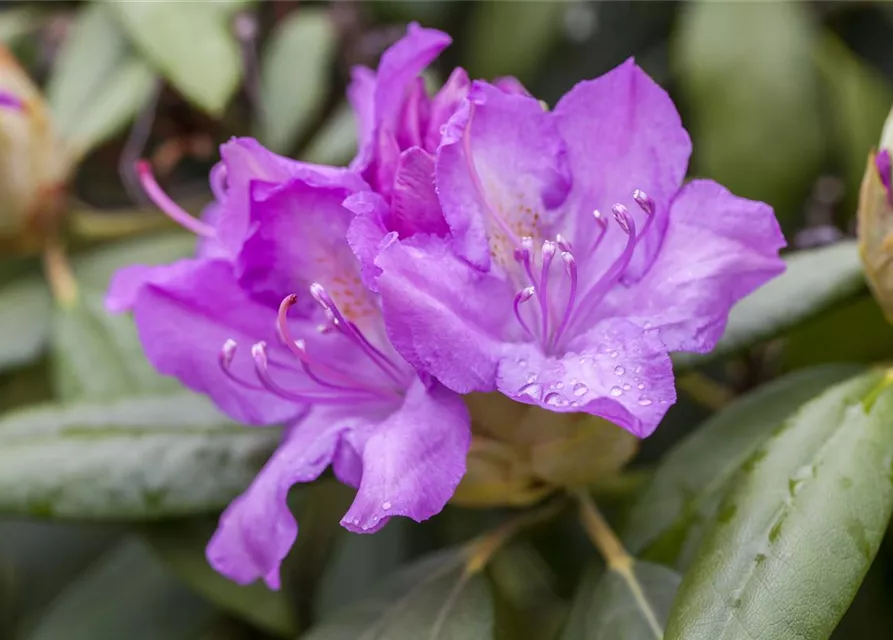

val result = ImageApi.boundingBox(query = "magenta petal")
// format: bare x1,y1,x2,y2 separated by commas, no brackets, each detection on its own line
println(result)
391,147,448,237
492,76,531,97
375,234,511,393
345,190,394,292
206,407,360,588
436,81,572,269
348,66,377,172
341,379,471,533
602,179,786,354
111,259,305,425
497,318,675,438
553,59,692,282
237,176,364,310
218,138,367,255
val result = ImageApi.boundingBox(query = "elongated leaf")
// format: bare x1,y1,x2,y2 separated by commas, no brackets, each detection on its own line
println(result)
141,518,294,637
0,391,277,519
110,2,242,116
562,560,680,640
665,370,893,640
25,538,216,640
305,550,494,640
46,4,156,161
623,365,861,569
0,275,50,373
259,9,337,153
675,241,864,369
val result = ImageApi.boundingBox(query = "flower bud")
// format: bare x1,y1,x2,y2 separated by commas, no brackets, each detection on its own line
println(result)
0,46,66,249
451,393,639,507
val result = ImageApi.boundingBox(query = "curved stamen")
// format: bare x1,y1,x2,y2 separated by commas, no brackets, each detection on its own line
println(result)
513,286,537,338
278,294,382,390
590,209,609,253
632,188,656,241
556,234,572,252
209,162,228,202
251,342,382,404
219,339,266,391
462,102,522,251
550,251,578,349
539,240,557,340
308,283,407,385
569,204,639,331
136,160,216,237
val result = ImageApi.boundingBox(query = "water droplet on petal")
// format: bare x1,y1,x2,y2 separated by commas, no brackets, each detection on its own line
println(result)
634,366,641,374
614,365,625,376
518,382,543,401
382,501,391,510
644,321,652,329
556,381,565,389
573,383,589,397
570,400,580,407
544,392,569,407
623,383,631,391
610,350,619,358
609,386,623,397
638,396,652,407
527,374,538,383
637,383,645,390
518,359,527,367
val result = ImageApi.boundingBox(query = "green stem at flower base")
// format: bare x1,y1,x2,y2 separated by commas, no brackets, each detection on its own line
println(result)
463,497,566,575
572,488,663,639
42,232,78,308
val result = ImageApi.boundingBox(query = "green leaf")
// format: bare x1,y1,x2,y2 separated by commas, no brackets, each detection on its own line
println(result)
464,0,564,81
0,275,51,373
24,538,216,640
259,9,337,153
0,390,277,519
673,1,824,223
301,102,357,166
110,2,242,116
46,3,156,161
623,365,861,569
674,241,865,369
304,550,495,640
141,518,295,637
664,370,893,640
561,560,681,640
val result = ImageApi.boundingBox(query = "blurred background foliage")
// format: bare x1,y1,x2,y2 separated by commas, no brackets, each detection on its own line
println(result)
1,1,893,638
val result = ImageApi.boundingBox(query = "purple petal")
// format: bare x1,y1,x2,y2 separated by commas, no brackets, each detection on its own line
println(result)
424,67,470,151
217,138,367,255
348,66,377,171
206,406,369,588
108,259,306,425
375,234,511,393
492,76,531,97
436,81,572,269
552,59,692,282
876,149,893,205
0,91,23,111
236,176,376,321
496,318,675,438
391,147,448,237
345,190,394,292
340,378,471,532
601,179,786,354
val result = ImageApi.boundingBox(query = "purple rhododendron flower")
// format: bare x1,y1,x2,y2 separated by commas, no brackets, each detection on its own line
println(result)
106,138,471,589
357,61,786,438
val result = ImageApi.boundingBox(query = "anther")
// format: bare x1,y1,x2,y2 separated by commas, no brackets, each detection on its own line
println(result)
611,204,632,234
556,234,572,252
592,209,607,230
513,287,537,338
218,339,264,391
632,189,655,216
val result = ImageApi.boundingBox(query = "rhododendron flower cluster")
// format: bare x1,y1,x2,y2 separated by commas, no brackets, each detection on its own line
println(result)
107,23,784,588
